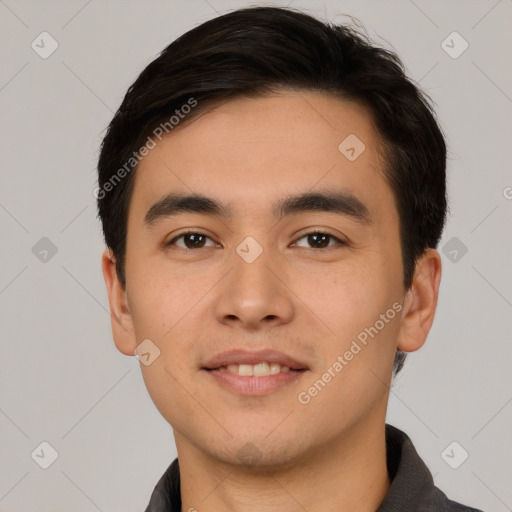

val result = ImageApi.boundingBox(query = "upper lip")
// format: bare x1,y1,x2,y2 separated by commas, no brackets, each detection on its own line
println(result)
203,349,309,370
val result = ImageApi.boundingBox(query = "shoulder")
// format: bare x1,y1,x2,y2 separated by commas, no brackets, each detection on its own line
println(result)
144,458,181,512
432,487,485,512
382,424,485,512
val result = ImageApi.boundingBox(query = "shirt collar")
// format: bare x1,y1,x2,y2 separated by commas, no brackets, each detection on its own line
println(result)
377,424,437,511
144,424,478,512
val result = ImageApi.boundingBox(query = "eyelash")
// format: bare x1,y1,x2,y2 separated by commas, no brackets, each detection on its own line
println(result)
166,230,346,251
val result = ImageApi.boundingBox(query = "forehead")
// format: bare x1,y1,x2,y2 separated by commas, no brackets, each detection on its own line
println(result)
131,90,394,224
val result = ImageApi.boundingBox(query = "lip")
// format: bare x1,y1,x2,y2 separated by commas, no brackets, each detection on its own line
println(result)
202,349,309,396
202,349,309,371
206,368,306,396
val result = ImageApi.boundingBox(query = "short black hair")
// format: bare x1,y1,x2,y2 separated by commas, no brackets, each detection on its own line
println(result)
97,6,447,375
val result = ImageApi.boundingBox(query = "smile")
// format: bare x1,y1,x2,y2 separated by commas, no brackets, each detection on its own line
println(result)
217,361,292,376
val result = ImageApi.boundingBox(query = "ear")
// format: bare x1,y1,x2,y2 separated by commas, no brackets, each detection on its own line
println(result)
396,248,442,353
101,248,138,356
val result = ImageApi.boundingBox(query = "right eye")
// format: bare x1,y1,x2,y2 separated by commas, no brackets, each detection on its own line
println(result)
166,231,218,250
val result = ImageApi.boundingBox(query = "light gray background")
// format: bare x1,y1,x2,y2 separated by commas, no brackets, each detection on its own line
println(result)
1,1,511,511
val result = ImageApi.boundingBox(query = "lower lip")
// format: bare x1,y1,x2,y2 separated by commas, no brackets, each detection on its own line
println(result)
204,369,307,396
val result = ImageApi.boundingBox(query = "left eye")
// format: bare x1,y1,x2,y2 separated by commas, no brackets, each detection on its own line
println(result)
293,232,344,249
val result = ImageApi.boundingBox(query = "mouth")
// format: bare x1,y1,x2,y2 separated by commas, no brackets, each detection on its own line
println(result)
209,361,301,376
202,350,309,396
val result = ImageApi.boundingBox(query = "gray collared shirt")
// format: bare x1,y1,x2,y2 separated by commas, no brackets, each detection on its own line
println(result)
144,424,484,511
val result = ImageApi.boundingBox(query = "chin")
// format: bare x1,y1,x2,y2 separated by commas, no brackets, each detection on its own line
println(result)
199,432,308,472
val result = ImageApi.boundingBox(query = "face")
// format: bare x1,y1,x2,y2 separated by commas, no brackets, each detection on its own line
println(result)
109,90,418,467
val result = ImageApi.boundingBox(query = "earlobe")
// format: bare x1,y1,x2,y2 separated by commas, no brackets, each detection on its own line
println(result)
396,249,442,353
101,248,138,356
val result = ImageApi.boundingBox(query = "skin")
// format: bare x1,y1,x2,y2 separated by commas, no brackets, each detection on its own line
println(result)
102,90,442,512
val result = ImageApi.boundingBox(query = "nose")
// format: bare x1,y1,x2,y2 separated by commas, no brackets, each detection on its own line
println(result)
213,239,295,331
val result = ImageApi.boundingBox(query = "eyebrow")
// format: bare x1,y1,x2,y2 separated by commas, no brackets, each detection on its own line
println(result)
143,190,372,226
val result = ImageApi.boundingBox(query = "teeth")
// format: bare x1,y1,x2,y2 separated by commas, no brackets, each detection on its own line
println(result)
270,363,281,374
221,362,292,376
239,364,253,376
253,362,270,376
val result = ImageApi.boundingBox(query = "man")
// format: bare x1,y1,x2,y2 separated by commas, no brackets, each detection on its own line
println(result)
97,6,483,511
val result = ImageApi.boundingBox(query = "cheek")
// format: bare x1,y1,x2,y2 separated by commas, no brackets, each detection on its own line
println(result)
128,285,174,339
291,256,386,322
126,258,195,338
292,255,401,363
126,266,218,381
139,362,207,440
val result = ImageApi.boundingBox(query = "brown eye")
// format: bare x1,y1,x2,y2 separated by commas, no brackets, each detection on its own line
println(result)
294,231,344,249
168,232,217,249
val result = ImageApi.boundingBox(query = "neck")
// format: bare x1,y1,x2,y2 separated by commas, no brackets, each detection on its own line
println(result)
176,420,391,512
